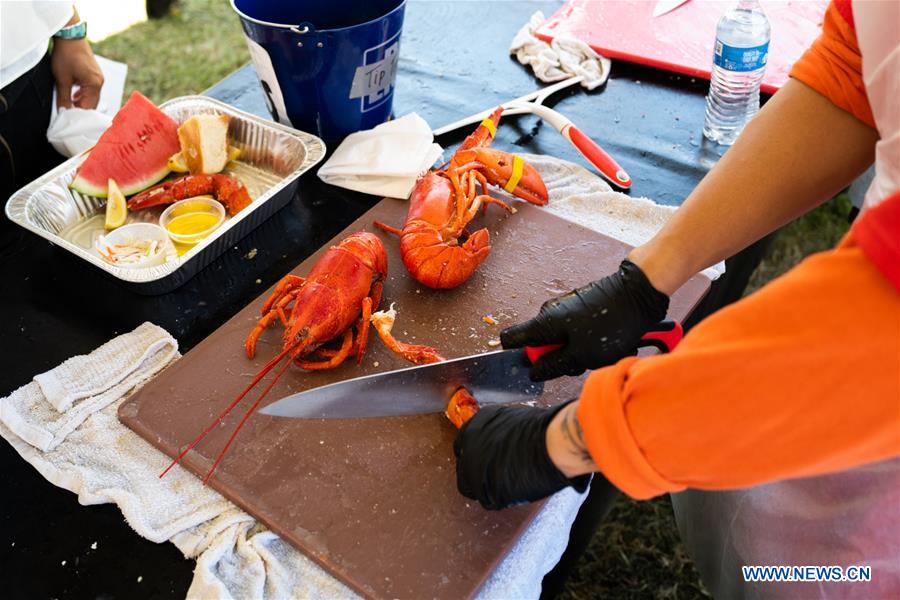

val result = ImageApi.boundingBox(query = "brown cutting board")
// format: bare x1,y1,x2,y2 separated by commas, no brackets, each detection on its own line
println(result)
119,198,709,599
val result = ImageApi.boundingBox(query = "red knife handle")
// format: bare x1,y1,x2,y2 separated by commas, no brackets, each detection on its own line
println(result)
524,319,682,363
565,125,632,189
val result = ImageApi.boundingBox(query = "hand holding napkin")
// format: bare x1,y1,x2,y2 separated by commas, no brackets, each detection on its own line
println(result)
317,112,443,199
46,55,127,157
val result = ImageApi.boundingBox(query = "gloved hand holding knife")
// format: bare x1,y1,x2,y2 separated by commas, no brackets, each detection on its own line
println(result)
455,259,673,510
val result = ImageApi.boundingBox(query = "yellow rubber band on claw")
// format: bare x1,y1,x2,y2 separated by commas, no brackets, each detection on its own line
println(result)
479,117,497,138
504,154,524,194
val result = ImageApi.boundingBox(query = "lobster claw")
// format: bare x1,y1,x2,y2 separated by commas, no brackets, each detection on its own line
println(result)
454,148,549,206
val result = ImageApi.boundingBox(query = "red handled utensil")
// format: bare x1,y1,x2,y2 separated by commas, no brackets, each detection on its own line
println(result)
506,100,632,189
431,78,632,190
524,319,683,363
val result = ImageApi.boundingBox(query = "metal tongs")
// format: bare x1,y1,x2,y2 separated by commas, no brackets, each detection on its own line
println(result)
432,77,632,189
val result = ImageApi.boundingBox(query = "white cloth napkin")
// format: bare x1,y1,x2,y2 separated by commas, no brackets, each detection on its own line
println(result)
510,11,611,90
1,323,178,451
46,55,127,157
317,112,443,199
34,322,175,412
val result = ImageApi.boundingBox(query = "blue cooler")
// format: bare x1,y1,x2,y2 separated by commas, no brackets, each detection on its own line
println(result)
231,0,406,143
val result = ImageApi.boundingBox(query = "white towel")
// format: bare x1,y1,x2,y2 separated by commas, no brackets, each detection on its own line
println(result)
34,322,175,412
0,158,715,600
1,322,178,451
529,154,724,280
317,112,444,199
509,11,611,90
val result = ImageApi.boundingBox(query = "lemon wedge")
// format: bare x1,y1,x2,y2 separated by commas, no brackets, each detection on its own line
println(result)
227,145,241,163
105,178,127,230
167,151,190,173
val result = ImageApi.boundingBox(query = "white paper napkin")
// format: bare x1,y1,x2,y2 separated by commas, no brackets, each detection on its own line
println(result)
46,55,127,157
317,113,443,199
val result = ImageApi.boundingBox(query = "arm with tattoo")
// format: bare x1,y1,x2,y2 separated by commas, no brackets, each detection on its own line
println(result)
545,400,598,478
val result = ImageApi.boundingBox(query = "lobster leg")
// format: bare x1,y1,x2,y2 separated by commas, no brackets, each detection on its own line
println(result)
262,275,305,314
245,310,281,359
473,194,514,215
373,221,403,237
469,171,515,214
356,297,373,365
371,304,445,365
294,329,354,370
355,280,383,363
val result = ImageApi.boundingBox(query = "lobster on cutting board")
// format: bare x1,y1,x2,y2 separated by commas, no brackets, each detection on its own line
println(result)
376,107,549,289
159,231,460,484
118,196,711,600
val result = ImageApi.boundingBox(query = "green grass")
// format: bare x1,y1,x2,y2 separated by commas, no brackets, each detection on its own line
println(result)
89,2,853,597
92,0,248,104
560,496,710,599
746,194,852,294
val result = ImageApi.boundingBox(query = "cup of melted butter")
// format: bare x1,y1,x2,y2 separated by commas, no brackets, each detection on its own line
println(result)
159,197,226,249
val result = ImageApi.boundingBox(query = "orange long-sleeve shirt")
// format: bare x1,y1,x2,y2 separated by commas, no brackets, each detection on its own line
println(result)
577,1,900,500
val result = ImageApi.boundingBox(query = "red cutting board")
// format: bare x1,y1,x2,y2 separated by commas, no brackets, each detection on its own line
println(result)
536,0,827,95
119,198,709,599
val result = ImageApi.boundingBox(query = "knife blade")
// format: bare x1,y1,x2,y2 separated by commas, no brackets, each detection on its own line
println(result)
260,320,683,421
260,347,543,419
653,0,690,17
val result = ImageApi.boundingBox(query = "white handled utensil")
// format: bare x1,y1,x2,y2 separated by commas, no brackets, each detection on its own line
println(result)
433,77,632,189
432,76,584,136
507,100,632,188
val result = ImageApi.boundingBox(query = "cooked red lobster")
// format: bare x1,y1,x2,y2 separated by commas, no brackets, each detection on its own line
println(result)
127,173,252,215
160,232,455,483
375,107,548,289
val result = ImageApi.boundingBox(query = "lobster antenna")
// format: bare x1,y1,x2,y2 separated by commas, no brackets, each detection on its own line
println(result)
202,355,294,485
159,345,292,478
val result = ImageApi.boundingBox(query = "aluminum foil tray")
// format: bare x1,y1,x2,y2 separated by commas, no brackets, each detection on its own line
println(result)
5,95,325,295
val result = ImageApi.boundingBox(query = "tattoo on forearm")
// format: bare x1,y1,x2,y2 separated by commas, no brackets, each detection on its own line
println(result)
562,405,593,463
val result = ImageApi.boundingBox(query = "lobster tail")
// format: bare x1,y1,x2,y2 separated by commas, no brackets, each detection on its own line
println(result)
399,222,491,289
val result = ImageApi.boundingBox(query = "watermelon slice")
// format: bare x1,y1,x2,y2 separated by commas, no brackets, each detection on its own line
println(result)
71,91,180,197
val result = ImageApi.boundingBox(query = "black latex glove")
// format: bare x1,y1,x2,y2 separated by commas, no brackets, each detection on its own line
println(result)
501,259,669,381
455,402,591,510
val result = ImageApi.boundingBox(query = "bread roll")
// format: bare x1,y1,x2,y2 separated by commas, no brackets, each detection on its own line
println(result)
177,114,230,174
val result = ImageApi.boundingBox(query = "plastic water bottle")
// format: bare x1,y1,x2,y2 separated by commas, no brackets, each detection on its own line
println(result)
703,0,771,145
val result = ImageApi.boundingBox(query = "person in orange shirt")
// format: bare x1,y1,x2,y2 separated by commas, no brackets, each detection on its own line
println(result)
455,0,899,595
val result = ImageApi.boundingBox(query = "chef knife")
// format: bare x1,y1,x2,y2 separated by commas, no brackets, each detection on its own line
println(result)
653,0,691,18
259,320,683,420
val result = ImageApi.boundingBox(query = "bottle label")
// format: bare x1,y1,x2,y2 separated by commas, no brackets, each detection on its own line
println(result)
713,39,769,72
